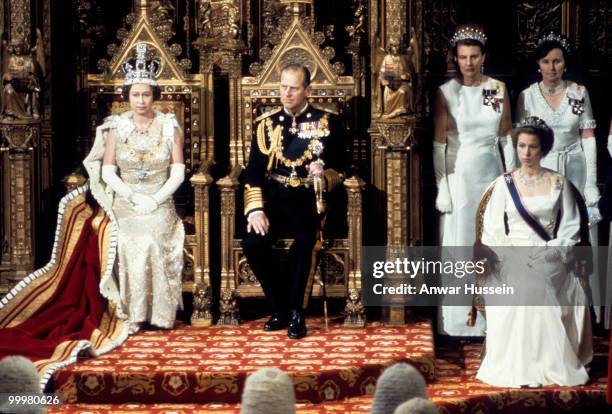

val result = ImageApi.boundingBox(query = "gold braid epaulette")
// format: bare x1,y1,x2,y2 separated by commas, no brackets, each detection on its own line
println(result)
310,103,339,116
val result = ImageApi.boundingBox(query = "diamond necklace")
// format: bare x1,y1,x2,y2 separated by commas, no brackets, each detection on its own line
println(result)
539,81,566,96
134,117,155,135
517,169,545,187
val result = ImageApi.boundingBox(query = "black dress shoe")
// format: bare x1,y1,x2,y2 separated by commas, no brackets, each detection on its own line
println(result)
263,312,288,331
287,309,307,339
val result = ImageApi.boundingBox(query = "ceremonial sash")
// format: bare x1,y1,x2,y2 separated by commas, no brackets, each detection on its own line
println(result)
503,172,554,242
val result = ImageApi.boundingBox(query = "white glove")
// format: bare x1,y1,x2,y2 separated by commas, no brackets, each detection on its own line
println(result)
433,141,452,213
499,134,516,171
131,193,158,214
152,164,185,205
101,165,133,199
588,206,602,226
607,135,612,159
582,137,600,206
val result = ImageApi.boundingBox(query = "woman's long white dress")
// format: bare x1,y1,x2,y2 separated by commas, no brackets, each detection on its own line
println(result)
476,173,592,387
516,82,602,320
110,111,184,329
438,78,506,336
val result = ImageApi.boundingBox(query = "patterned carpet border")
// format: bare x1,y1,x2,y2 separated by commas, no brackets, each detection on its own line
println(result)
52,318,435,405
47,334,609,413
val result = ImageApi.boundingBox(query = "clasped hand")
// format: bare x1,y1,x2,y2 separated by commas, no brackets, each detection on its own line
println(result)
131,193,158,214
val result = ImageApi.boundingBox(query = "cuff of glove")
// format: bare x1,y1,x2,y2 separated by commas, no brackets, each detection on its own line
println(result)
587,206,602,225
584,186,601,206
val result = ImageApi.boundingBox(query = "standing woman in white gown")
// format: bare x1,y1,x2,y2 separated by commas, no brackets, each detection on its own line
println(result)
476,117,592,387
433,25,515,336
516,33,601,311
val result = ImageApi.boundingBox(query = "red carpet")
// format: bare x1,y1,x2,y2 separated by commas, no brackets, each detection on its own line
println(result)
46,318,609,413
52,317,435,405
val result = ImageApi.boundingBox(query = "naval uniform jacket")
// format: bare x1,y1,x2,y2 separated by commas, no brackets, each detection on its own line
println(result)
243,103,347,219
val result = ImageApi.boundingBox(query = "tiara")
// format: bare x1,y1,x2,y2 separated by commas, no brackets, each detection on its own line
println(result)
122,44,161,86
450,26,487,47
537,32,571,52
514,116,553,134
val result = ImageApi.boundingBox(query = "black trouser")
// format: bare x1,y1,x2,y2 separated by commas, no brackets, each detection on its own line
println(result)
242,180,319,312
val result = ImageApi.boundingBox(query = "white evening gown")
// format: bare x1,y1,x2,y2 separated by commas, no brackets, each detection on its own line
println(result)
111,111,184,329
437,78,506,336
476,173,592,387
516,82,602,322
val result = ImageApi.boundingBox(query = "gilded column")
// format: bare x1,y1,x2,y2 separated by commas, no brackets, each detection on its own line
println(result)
0,123,39,282
369,0,422,325
0,0,44,287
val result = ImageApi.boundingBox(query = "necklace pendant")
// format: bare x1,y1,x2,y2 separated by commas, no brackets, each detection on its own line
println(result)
288,169,300,188
289,118,298,135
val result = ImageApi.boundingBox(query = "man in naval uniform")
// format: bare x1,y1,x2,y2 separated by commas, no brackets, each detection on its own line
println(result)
242,63,346,339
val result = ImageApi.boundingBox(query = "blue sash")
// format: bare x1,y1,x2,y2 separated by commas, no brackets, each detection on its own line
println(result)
503,172,552,242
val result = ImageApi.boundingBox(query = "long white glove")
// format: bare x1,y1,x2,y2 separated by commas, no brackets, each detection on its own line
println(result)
152,163,185,205
607,135,612,159
582,137,600,206
433,141,452,213
101,165,133,199
499,135,516,172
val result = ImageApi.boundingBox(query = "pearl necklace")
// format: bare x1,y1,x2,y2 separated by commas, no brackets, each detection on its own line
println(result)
539,81,566,96
517,169,545,187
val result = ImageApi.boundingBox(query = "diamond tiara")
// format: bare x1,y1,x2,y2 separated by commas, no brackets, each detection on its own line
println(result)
450,26,487,47
514,116,553,134
122,44,161,86
537,32,571,52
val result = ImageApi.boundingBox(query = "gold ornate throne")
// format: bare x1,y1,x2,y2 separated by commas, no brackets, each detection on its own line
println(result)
217,11,366,327
85,10,213,327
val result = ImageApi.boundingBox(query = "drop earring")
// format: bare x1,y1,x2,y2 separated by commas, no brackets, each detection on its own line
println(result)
480,64,484,74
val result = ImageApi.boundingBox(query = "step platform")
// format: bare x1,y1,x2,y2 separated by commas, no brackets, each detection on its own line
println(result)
51,317,435,405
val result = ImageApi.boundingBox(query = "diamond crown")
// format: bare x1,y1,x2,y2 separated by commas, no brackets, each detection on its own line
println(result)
537,32,571,53
122,44,161,86
514,116,553,134
450,26,487,47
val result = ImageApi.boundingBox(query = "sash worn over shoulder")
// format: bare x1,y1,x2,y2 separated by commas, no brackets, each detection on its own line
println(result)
503,172,556,242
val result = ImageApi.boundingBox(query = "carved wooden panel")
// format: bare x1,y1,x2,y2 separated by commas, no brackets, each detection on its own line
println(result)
584,0,612,69
516,1,563,56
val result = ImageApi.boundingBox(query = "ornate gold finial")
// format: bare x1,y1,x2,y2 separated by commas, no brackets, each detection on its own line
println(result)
136,0,149,18
280,0,312,19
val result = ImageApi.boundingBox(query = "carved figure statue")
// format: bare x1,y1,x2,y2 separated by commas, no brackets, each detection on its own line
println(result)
375,31,419,119
198,0,214,37
224,4,240,39
0,30,45,121
347,2,366,39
